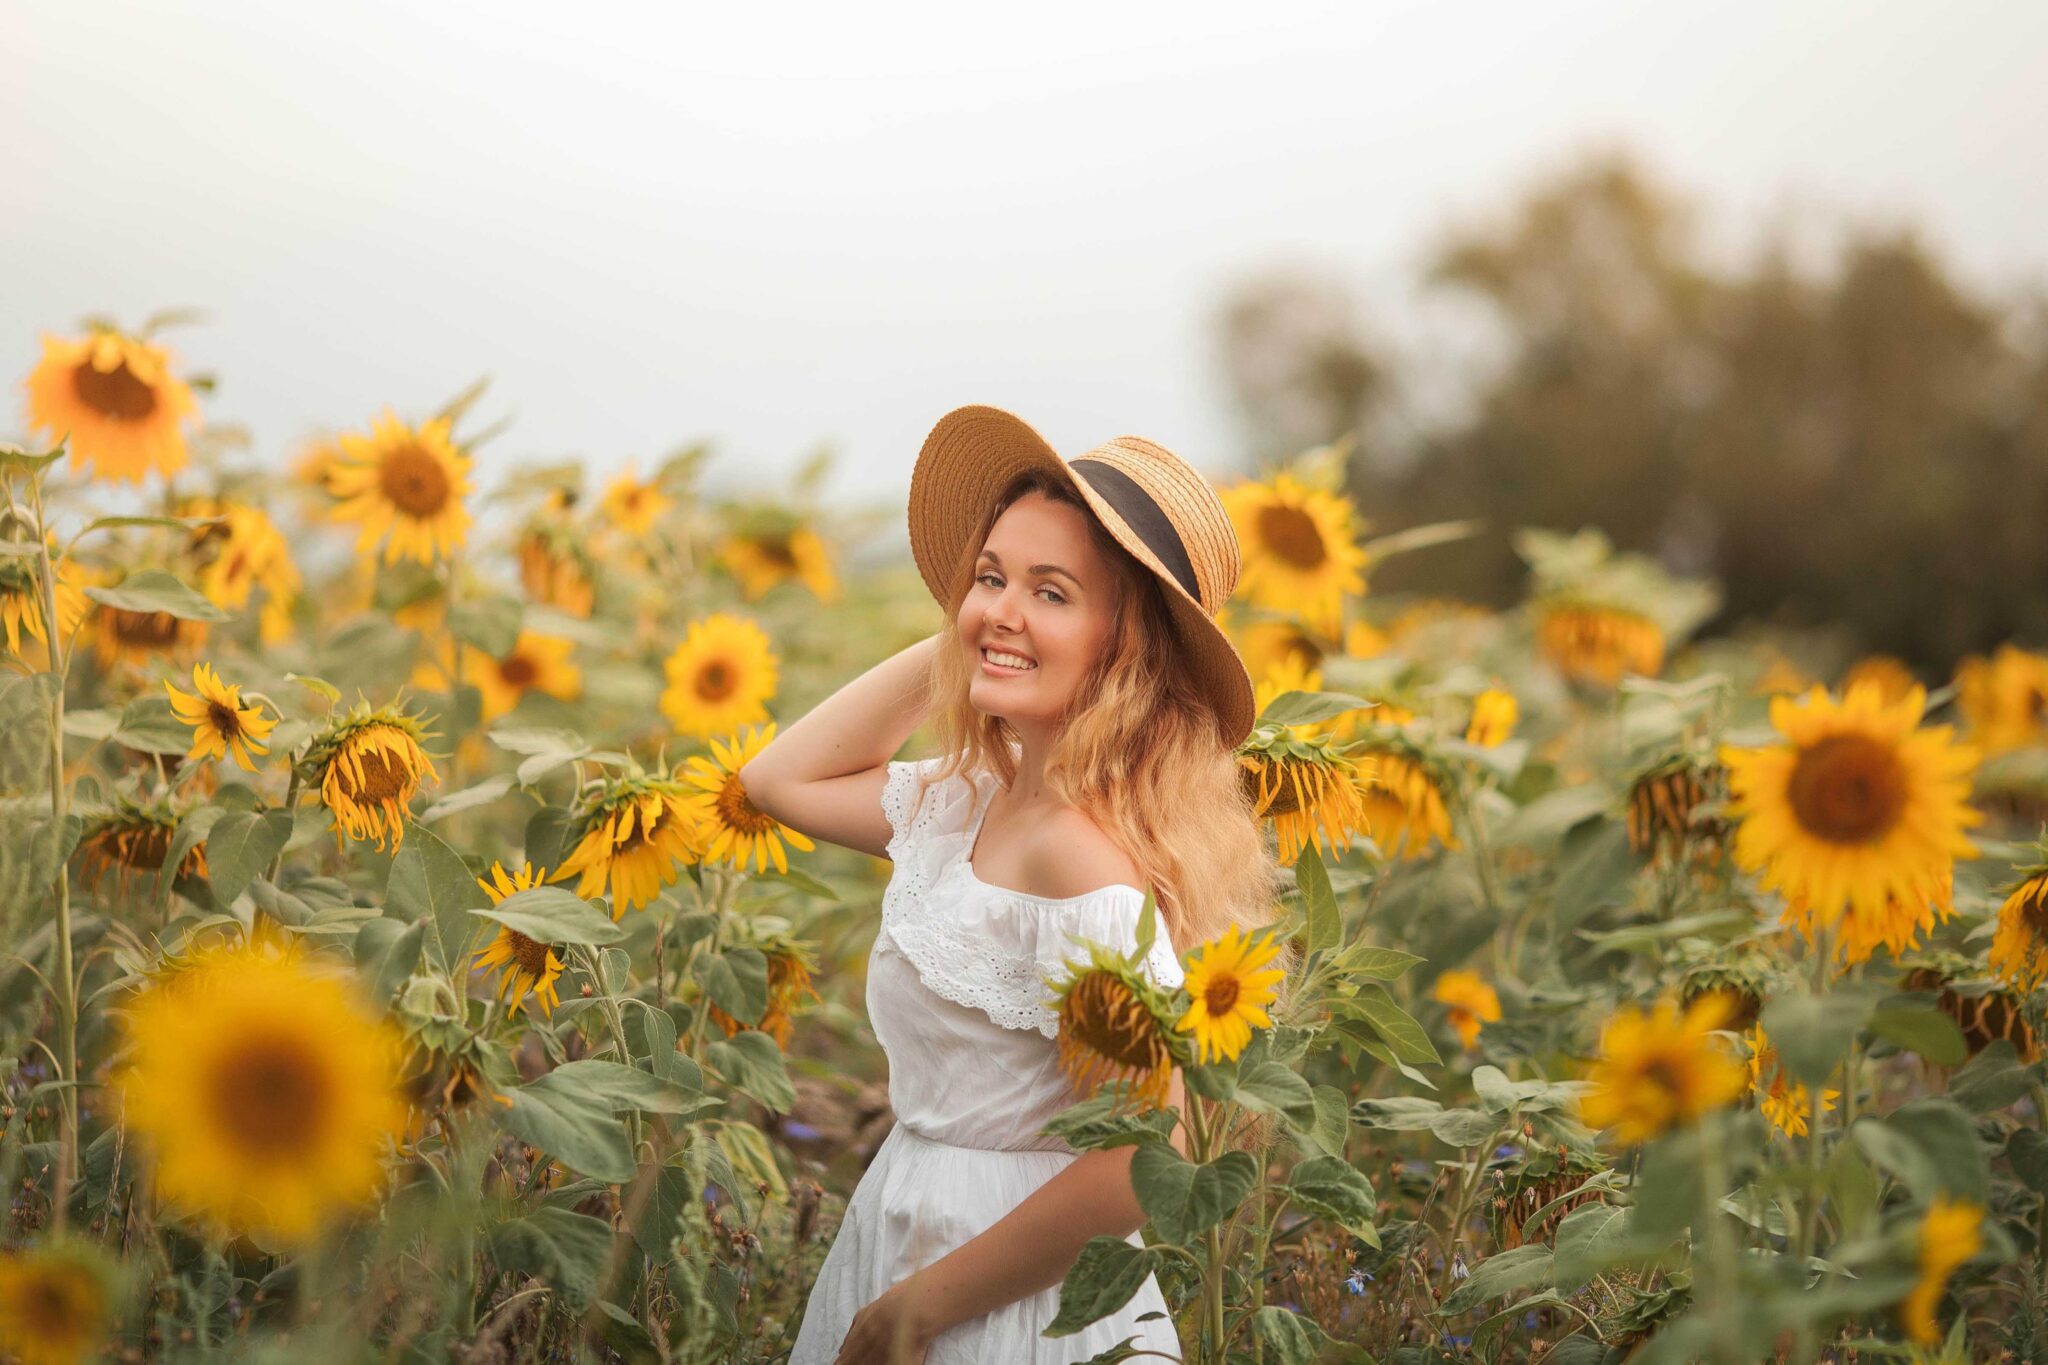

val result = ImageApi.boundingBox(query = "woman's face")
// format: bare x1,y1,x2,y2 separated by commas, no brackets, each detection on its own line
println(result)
957,491,1120,732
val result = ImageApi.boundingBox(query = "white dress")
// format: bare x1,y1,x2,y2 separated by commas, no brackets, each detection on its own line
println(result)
788,754,1187,1363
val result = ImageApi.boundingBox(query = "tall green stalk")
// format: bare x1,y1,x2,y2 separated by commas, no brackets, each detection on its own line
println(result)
30,473,78,1228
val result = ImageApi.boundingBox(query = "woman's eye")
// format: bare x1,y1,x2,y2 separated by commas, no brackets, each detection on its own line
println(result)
977,572,1063,604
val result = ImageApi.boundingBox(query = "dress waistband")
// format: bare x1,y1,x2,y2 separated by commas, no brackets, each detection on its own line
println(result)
890,1120,1075,1158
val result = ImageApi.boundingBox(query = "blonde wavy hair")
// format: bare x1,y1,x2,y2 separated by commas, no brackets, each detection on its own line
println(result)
908,469,1288,955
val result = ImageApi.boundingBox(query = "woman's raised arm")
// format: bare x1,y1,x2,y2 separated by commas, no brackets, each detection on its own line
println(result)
737,630,945,859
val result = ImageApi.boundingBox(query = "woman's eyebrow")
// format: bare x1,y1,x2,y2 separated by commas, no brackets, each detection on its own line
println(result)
977,549,1081,588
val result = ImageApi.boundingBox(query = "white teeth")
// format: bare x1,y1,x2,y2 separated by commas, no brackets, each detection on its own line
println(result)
984,648,1036,670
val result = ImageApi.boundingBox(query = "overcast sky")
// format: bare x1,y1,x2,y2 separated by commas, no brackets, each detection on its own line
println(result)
8,0,2046,532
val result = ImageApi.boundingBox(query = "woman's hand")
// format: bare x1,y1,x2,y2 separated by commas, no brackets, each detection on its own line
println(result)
832,1274,945,1365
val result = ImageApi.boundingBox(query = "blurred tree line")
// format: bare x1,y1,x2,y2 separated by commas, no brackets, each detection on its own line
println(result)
1218,153,2048,675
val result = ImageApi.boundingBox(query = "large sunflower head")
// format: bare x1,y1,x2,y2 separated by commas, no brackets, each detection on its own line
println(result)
1173,924,1287,1066
1049,948,1179,1113
1989,852,2048,994
462,629,583,723
325,409,475,566
555,774,704,916
1536,598,1666,688
1218,471,1368,638
1577,992,1748,1147
1900,1194,1984,1347
1717,680,1983,942
165,661,277,772
0,1240,117,1365
113,941,410,1242
1236,724,1377,867
1952,643,2048,758
472,861,567,1019
23,326,199,484
660,612,779,740
305,703,440,853
715,513,840,604
1744,1023,1839,1139
1430,969,1501,1051
679,723,816,876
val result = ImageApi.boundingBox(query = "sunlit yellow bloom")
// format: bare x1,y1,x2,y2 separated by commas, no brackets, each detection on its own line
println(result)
462,629,582,722
1953,643,2048,757
1238,738,1377,867
556,777,703,916
716,521,840,603
680,723,816,875
1537,600,1664,687
165,662,276,771
1745,1024,1839,1138
1784,864,1958,967
517,529,596,618
1839,654,1920,706
1989,868,2048,994
1219,472,1368,638
1900,1195,1982,1346
326,409,475,566
184,499,301,646
23,327,199,483
310,708,439,853
1578,993,1747,1146
1431,970,1501,1051
114,942,409,1242
1344,617,1391,659
1175,925,1285,1065
600,463,672,537
472,862,566,1019
0,539,87,661
1052,957,1177,1112
1719,681,1982,950
660,612,779,740
1354,748,1459,861
0,1241,115,1365
1465,688,1518,747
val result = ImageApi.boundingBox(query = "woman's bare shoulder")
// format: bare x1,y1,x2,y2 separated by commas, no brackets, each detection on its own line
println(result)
1020,804,1144,898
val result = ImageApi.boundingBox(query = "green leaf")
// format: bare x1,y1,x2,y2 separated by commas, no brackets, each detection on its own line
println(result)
474,886,626,947
1131,1146,1258,1243
419,775,515,822
490,725,591,758
594,1301,659,1363
694,948,768,1026
112,694,197,755
1330,984,1442,1066
1850,1099,1988,1205
1432,1244,1553,1318
1294,842,1339,957
538,1060,710,1117
1948,1039,2032,1114
703,1031,795,1113
83,570,230,622
1866,1003,1967,1066
1234,1061,1318,1131
2008,1128,2048,1196
450,596,523,658
757,864,838,901
1552,817,1635,931
1762,984,1884,1087
496,1081,635,1182
1253,1306,1335,1365
1339,944,1426,981
1550,1202,1630,1286
1260,689,1376,728
354,916,427,1005
1285,1154,1377,1239
0,443,64,475
1302,1083,1350,1158
1041,1093,1179,1152
486,1207,615,1310
1044,1236,1164,1337
205,809,292,908
386,823,489,969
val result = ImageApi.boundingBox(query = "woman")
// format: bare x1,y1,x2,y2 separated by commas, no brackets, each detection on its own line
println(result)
740,404,1285,1363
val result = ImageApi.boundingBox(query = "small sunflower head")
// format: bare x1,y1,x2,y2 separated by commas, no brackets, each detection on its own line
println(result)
1236,726,1377,867
679,723,816,876
0,1239,120,1365
74,794,207,894
1048,943,1180,1113
304,701,440,853
1625,754,1726,866
1173,924,1288,1067
1577,992,1749,1147
554,773,704,916
1990,841,2048,994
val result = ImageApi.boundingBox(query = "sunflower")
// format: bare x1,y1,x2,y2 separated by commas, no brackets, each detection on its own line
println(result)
1218,472,1368,638
716,520,840,603
74,799,207,894
306,704,440,853
1745,1024,1839,1139
1050,950,1178,1112
184,499,301,645
1344,618,1391,659
1839,654,1920,706
1625,756,1726,866
1900,1195,1983,1346
1577,992,1748,1147
114,941,409,1241
1175,924,1286,1066
1785,863,1958,967
556,775,704,916
1536,600,1665,687
517,527,597,618
1431,970,1501,1051
1465,687,1519,747
472,861,566,1019
462,629,582,722
1354,746,1460,861
1989,863,2048,994
707,937,821,1050
87,579,211,673
600,464,672,537
164,662,276,771
679,723,817,875
660,612,779,740
23,327,199,484
1237,732,1377,867
1718,681,1983,946
1228,615,1326,685
0,538,87,662
0,1241,115,1365
326,409,475,566
1953,643,2048,757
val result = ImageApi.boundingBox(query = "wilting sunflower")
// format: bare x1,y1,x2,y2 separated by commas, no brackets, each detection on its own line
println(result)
74,798,207,894
1353,745,1460,861
1625,755,1726,866
517,526,597,618
1175,924,1286,1066
1536,599,1665,687
165,662,276,772
462,629,583,722
0,1240,116,1365
1237,730,1376,867
1900,1194,1983,1347
87,581,210,674
1718,681,1983,947
326,409,475,566
707,935,821,1050
556,775,704,916
1989,857,2048,994
660,612,779,740
680,723,817,875
1219,472,1368,638
1050,947,1179,1112
1465,687,1518,747
1745,1024,1839,1139
23,327,199,484
600,464,673,537
305,703,440,853
1839,654,1920,706
114,941,409,1241
716,517,840,603
1431,970,1501,1051
0,537,87,662
1953,642,2048,757
472,861,566,1019
1578,992,1747,1147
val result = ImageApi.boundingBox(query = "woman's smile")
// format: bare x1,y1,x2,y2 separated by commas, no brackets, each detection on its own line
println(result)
980,645,1038,676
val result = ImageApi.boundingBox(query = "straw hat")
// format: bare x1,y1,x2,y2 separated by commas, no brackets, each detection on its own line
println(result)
908,404,1256,749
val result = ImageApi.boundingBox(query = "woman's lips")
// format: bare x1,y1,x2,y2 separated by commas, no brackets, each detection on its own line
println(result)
980,647,1037,676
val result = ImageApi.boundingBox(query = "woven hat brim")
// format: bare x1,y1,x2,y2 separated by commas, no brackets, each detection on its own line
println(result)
909,404,1256,749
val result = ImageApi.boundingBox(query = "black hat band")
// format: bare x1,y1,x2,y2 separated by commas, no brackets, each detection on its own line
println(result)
1068,458,1203,607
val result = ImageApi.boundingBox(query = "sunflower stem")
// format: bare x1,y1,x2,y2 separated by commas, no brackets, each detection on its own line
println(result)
30,472,78,1230
267,767,302,885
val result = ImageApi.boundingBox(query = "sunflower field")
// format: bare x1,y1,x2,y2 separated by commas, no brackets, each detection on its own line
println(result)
3,316,2048,1365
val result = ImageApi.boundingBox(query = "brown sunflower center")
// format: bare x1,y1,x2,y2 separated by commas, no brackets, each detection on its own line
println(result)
377,444,453,518
716,774,777,835
1064,973,1168,1069
2018,878,2048,943
1787,734,1907,845
759,535,797,569
17,1266,96,1335
506,928,554,977
696,659,737,702
1640,1055,1686,1104
209,1035,329,1157
207,700,243,739
72,357,158,421
1255,504,1328,570
1202,974,1242,1016
112,608,181,648
498,654,538,688
340,738,414,804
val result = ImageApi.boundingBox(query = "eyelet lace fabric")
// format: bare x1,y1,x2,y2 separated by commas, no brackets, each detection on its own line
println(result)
879,755,1184,1039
